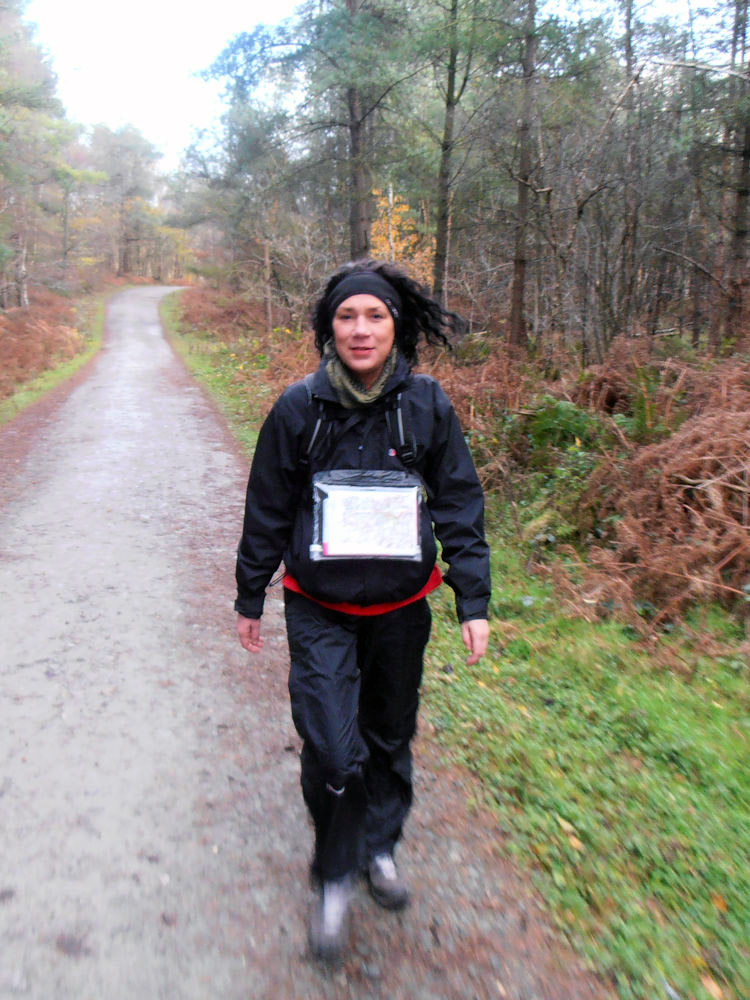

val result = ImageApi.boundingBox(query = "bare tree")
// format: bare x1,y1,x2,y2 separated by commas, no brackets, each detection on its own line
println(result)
508,0,536,350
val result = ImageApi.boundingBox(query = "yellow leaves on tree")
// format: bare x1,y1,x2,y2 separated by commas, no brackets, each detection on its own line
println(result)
370,187,434,285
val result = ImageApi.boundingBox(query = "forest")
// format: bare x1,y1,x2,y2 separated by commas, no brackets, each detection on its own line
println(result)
2,0,749,997
3,0,750,353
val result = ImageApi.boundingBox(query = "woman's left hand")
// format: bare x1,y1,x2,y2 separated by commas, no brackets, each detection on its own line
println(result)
461,618,490,665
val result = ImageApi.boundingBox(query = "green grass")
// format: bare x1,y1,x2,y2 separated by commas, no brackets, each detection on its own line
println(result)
160,293,265,453
0,292,108,426
425,539,749,1000
163,295,750,1000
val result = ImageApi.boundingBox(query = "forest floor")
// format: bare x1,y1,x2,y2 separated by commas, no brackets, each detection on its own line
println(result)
0,287,612,999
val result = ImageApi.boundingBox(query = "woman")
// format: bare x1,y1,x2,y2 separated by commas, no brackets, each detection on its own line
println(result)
235,260,490,963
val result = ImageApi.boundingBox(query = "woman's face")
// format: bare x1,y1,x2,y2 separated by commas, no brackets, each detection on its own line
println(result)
332,293,396,389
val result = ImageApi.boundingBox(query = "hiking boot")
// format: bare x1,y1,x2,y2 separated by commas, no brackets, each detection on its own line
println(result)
308,876,352,964
367,853,410,910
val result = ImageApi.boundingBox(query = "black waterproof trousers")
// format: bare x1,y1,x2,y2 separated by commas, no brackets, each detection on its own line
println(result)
284,589,432,882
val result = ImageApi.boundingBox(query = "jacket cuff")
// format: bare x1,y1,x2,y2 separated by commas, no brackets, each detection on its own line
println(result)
234,594,266,619
455,596,489,622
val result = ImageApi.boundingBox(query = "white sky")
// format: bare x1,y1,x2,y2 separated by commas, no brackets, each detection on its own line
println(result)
24,0,301,171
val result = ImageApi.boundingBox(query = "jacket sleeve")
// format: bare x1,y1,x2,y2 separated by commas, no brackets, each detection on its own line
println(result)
421,380,491,622
234,383,309,619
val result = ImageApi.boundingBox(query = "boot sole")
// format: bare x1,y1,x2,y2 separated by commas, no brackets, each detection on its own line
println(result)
367,881,410,911
308,907,350,964
308,935,346,965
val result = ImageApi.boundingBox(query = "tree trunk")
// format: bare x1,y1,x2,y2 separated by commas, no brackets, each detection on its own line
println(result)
432,0,460,304
324,193,337,262
618,0,639,338
387,184,395,260
12,232,29,308
648,255,666,337
134,218,142,276
61,186,71,274
118,200,129,276
263,241,273,335
717,0,748,348
347,85,370,259
691,267,703,348
726,121,750,341
508,0,536,351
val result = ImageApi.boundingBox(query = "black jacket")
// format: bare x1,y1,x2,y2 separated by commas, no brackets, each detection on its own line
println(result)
235,355,490,622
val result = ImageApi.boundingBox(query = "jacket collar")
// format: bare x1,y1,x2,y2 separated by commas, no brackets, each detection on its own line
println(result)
308,351,412,404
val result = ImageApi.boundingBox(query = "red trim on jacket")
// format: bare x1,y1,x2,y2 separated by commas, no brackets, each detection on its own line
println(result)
283,564,443,616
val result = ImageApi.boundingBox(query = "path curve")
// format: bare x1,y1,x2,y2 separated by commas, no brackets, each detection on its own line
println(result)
0,287,611,999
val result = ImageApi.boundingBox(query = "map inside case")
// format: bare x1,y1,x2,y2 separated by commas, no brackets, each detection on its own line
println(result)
309,469,423,561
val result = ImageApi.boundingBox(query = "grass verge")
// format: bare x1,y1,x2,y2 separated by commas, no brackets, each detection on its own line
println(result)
425,532,748,1000
0,291,108,426
161,292,266,454
164,295,750,1000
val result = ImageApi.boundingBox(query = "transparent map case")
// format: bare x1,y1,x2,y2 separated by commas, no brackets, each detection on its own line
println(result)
309,469,423,561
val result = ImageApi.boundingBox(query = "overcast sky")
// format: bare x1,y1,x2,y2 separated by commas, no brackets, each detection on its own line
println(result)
24,0,300,170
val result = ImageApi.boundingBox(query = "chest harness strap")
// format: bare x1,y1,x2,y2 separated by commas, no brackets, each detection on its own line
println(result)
301,375,417,469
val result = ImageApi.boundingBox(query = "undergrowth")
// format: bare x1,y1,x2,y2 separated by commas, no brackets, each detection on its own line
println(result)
162,288,750,1000
0,289,107,425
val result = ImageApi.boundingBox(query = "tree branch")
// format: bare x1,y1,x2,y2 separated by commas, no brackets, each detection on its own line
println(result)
654,246,730,295
653,58,750,81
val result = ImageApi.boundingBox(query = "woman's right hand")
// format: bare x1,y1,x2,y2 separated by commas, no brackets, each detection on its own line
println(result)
237,614,264,654
461,618,489,665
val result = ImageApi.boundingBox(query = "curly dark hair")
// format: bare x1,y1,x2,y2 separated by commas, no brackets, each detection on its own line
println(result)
311,259,463,365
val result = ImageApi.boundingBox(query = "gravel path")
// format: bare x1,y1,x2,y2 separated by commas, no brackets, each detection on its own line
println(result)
0,287,612,999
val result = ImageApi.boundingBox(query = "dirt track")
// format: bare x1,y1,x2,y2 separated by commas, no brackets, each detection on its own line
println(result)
0,287,612,999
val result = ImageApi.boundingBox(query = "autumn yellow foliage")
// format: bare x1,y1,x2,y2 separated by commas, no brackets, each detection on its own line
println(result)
370,188,434,285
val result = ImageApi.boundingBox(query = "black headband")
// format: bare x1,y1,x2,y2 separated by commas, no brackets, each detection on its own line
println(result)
326,271,402,321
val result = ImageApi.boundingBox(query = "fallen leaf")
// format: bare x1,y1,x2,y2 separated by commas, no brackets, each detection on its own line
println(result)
568,835,584,852
556,815,576,835
701,975,723,999
711,892,728,913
